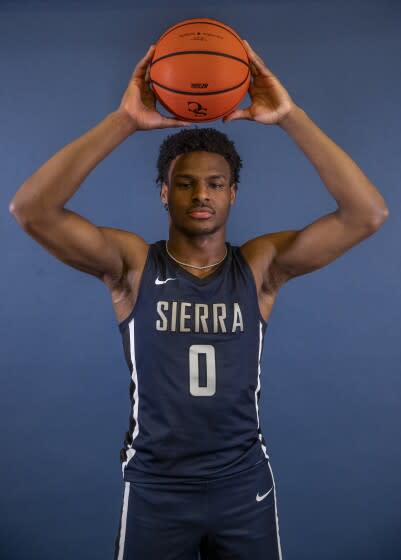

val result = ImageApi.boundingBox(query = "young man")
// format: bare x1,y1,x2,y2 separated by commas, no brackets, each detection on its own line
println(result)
10,41,388,560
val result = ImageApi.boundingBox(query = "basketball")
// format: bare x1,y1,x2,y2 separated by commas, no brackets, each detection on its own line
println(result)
149,17,251,123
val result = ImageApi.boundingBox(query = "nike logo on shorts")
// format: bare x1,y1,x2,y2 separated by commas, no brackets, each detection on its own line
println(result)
256,487,273,502
155,276,176,285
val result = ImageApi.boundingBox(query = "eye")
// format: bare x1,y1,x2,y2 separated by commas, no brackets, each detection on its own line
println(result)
176,182,223,189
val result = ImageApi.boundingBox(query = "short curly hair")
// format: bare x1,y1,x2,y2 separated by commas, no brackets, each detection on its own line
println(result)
155,126,243,190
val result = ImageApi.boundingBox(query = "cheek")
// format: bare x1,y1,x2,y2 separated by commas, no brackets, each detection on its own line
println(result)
171,192,191,208
168,196,187,216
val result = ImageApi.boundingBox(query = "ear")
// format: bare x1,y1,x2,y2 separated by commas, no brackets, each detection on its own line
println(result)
230,184,237,205
160,182,169,205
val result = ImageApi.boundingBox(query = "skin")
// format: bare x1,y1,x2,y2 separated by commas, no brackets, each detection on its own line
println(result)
10,40,389,326
104,153,284,324
155,148,284,324
161,151,236,258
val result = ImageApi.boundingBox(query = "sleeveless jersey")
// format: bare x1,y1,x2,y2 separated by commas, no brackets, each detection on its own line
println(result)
117,240,270,483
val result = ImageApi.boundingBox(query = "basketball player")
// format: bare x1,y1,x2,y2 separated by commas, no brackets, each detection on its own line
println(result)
10,40,389,560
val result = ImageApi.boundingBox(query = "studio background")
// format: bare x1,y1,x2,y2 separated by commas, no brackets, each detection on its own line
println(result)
1,1,400,559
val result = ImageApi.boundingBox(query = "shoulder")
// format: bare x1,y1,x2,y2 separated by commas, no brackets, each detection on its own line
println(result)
239,231,297,294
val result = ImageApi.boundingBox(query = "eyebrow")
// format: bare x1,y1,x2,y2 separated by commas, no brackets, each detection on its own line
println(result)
173,173,227,180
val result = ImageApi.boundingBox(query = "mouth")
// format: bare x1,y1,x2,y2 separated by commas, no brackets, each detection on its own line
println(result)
188,210,213,219
187,207,214,219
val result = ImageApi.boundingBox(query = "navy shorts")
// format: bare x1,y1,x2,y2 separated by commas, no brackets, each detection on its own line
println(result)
114,457,283,560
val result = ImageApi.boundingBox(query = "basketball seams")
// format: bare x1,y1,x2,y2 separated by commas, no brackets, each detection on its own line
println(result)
150,18,250,122
151,50,249,68
151,72,250,96
155,18,243,45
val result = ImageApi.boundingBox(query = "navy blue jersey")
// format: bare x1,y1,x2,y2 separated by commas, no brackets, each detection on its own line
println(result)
117,240,270,482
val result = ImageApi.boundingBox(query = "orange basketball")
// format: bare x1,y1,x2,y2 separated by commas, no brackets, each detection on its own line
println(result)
149,17,251,123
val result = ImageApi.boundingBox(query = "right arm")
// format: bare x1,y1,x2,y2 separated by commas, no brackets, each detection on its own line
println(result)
9,44,190,284
9,110,144,283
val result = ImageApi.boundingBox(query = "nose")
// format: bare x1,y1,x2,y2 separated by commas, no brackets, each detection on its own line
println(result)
191,182,210,203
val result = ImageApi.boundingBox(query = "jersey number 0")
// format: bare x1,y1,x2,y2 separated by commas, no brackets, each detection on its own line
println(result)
189,344,216,397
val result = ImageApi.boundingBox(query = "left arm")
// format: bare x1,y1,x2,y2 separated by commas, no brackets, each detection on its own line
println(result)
268,105,388,280
228,40,389,281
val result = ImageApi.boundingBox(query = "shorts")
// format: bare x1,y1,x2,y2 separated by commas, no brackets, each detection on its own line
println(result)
114,457,283,560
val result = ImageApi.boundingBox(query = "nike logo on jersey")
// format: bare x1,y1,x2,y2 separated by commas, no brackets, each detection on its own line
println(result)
155,276,176,285
256,487,273,502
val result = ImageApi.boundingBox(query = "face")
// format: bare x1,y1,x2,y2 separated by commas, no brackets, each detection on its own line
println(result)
160,151,236,237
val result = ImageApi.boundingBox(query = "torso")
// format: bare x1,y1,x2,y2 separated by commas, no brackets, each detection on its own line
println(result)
104,238,287,326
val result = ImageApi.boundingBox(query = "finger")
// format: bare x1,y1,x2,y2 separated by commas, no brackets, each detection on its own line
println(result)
160,117,192,128
249,62,258,77
243,40,264,63
243,40,273,75
223,107,251,123
142,44,156,60
132,45,156,79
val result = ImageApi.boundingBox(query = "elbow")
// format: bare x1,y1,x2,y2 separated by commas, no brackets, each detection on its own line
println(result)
9,181,39,219
9,200,24,222
9,199,32,227
9,194,27,217
370,206,390,229
9,200,22,221
9,199,17,215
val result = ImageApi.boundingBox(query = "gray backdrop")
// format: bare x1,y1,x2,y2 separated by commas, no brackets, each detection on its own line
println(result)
1,1,400,559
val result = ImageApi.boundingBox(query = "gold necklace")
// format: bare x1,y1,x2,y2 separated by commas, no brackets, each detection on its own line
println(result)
165,240,227,270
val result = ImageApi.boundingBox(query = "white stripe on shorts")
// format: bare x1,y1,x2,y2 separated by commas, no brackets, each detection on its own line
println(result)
267,461,283,560
117,481,131,560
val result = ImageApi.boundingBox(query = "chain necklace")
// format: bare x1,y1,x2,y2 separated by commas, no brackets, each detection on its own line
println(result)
165,240,228,270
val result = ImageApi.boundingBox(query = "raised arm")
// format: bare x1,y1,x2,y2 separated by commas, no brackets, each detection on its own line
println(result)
9,110,145,283
231,40,389,287
9,44,191,285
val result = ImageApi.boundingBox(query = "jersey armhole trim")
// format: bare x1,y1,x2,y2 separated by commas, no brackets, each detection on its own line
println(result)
117,244,152,332
236,246,268,329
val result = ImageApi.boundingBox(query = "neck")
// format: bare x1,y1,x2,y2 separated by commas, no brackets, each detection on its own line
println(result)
165,235,228,270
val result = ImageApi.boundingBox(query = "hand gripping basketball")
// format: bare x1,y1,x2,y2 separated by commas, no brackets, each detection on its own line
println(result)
223,40,296,126
118,45,191,131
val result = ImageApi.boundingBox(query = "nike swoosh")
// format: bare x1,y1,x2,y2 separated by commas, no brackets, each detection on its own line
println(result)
256,487,273,502
155,277,176,285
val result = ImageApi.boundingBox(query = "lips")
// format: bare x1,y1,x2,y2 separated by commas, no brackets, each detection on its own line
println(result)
189,210,212,217
188,207,214,217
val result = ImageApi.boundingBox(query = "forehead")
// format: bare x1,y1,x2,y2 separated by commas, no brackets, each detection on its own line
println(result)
168,151,230,181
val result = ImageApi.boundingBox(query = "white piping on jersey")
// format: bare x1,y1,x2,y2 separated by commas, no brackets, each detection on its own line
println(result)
255,320,269,461
121,318,140,475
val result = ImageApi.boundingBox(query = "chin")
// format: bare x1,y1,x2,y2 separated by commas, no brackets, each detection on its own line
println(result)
176,221,221,237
